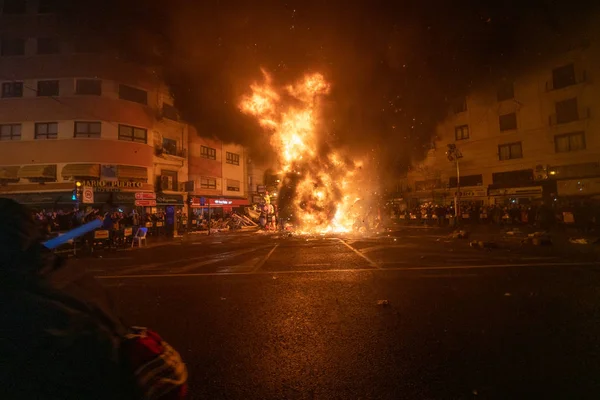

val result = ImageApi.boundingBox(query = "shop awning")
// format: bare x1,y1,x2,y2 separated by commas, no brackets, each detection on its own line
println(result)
118,165,148,181
0,166,20,180
62,163,100,179
18,165,57,180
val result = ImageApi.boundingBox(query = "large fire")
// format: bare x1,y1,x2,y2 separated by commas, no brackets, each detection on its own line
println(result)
240,70,371,233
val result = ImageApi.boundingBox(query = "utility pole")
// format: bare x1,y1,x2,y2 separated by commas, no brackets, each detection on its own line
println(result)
446,144,463,218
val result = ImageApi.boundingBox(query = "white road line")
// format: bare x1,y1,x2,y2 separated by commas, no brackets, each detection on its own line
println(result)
252,244,279,272
338,238,380,268
96,261,600,279
293,263,332,267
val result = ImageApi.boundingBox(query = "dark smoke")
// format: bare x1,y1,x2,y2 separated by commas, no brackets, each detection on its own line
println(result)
69,0,596,175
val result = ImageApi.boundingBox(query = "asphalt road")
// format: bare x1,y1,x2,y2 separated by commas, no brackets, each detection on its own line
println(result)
74,228,600,399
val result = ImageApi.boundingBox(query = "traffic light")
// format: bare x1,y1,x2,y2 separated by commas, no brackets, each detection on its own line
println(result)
73,181,83,201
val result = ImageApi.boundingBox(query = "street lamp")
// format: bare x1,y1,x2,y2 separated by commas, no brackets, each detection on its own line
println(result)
446,144,463,218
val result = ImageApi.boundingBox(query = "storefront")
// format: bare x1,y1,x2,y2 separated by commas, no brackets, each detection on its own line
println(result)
488,186,543,205
0,191,74,209
557,178,600,197
190,196,249,217
455,186,489,206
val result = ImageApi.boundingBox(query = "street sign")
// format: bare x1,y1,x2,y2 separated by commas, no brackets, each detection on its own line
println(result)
135,199,157,207
135,192,156,200
82,186,94,204
199,197,206,206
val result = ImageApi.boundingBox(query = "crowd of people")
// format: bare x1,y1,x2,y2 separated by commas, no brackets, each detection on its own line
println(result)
395,200,600,232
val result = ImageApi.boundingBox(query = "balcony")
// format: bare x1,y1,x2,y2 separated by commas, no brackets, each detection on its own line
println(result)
545,70,587,91
155,146,187,159
548,107,590,126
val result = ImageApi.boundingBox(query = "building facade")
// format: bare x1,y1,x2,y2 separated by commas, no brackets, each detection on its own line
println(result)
402,36,600,207
0,0,191,215
187,130,249,216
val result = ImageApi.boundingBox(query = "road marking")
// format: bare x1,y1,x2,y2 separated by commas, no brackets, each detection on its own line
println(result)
253,244,279,272
96,261,600,279
359,244,417,253
337,238,381,269
293,263,332,267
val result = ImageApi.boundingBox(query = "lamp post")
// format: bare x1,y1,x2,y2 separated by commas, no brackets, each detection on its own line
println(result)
446,144,463,218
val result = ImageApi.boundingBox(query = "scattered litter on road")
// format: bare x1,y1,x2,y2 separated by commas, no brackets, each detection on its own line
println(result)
519,231,552,245
272,276,277,280
451,230,469,239
220,297,227,301
470,241,498,249
393,238,397,242
570,238,589,244
504,292,511,297
569,237,600,245
377,299,391,306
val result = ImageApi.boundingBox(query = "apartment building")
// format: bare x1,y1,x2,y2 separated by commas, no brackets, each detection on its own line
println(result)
0,0,193,214
187,131,249,215
402,35,600,207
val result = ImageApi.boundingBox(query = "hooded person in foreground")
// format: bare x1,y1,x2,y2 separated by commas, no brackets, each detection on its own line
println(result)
0,198,187,399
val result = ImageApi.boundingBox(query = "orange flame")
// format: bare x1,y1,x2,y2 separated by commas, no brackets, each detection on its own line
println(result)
240,71,365,233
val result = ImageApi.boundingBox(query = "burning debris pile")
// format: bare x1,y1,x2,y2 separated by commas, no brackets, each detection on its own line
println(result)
240,71,374,233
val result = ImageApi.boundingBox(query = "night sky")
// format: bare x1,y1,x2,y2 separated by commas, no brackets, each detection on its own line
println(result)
76,0,596,178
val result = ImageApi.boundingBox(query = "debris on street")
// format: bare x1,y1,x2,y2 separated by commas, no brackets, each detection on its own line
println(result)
377,299,391,306
451,230,470,239
569,237,600,245
521,231,552,246
470,241,498,249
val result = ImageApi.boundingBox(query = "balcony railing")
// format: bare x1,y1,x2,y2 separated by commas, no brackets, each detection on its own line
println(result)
155,146,187,158
548,107,590,126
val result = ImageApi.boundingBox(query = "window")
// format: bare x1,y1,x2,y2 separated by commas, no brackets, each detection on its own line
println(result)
2,81,23,98
118,84,147,105
200,177,217,189
498,142,523,160
226,151,240,165
0,123,21,140
497,81,514,101
74,121,101,138
449,174,483,188
548,162,600,179
2,0,26,14
552,64,576,90
36,37,59,54
75,79,101,95
452,97,467,114
162,137,177,155
118,124,147,143
415,179,442,192
37,80,59,96
555,98,579,124
226,179,241,192
499,112,517,131
35,122,58,139
38,0,61,13
162,103,178,120
73,37,102,54
161,170,178,191
454,125,469,140
492,169,533,185
555,131,585,153
201,145,216,160
1,38,25,56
